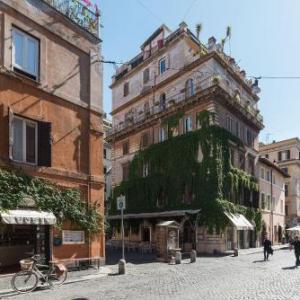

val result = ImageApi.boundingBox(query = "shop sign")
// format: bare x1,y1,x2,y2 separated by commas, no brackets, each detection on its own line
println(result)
62,230,85,244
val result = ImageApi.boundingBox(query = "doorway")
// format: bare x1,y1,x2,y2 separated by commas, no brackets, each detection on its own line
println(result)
142,227,151,242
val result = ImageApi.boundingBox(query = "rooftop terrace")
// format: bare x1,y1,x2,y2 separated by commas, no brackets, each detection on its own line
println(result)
43,0,100,37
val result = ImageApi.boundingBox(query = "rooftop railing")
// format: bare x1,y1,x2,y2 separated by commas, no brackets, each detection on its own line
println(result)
109,75,264,136
44,0,100,36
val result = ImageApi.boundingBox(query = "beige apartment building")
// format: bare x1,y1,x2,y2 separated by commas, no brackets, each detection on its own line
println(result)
260,138,300,227
258,157,289,245
108,23,264,254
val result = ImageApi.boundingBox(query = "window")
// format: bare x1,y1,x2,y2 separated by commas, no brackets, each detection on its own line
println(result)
278,150,290,161
104,167,107,174
235,121,240,137
248,155,255,175
239,153,245,170
123,82,129,97
143,68,150,83
159,126,168,142
159,57,166,75
122,162,130,181
266,170,271,182
12,27,39,79
104,148,107,159
230,148,235,166
265,154,269,159
260,193,265,209
285,205,288,216
144,102,150,116
184,116,193,133
272,175,275,184
159,93,166,110
240,125,245,142
246,128,253,146
185,79,194,98
267,195,271,210
141,132,149,148
12,117,37,164
272,196,275,211
142,163,149,177
260,168,265,179
122,141,129,155
285,184,289,197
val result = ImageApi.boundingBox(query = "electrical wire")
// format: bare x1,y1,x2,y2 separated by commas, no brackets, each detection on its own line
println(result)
182,0,199,21
135,0,164,24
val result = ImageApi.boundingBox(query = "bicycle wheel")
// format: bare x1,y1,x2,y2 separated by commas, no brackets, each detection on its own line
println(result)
11,271,39,293
48,265,68,287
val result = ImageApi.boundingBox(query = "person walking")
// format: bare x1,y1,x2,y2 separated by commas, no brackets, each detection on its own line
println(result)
290,236,300,267
263,236,272,261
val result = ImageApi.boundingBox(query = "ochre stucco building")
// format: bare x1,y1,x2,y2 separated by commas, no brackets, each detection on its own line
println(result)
0,0,104,269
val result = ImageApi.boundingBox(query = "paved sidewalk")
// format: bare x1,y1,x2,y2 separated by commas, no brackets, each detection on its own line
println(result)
4,249,300,300
238,243,289,255
0,266,111,297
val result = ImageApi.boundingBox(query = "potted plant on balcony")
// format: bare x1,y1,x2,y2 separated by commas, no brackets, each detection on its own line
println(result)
212,75,221,85
233,90,241,104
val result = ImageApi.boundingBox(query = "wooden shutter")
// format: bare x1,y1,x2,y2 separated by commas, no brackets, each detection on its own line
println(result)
278,151,282,161
38,121,52,167
8,108,14,160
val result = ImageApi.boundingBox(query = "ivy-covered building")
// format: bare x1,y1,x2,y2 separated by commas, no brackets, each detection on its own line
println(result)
107,23,264,253
0,0,104,270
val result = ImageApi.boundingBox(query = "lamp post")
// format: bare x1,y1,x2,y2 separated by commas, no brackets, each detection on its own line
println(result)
117,195,126,274
271,169,274,244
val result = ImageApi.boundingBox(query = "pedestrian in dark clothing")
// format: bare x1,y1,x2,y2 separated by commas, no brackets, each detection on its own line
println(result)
290,236,300,267
263,237,272,261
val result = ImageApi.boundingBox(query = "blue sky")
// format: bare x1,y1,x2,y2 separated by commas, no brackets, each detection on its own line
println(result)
97,0,300,142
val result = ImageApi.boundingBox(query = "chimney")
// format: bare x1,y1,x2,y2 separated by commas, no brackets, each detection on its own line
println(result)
240,70,246,79
179,21,188,31
208,36,216,50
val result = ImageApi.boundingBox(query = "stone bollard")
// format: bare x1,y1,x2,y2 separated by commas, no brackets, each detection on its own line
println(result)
233,248,238,257
175,251,182,264
118,259,126,274
190,250,197,263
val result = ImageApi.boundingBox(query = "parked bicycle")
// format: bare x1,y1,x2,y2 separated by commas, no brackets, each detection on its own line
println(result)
11,255,68,293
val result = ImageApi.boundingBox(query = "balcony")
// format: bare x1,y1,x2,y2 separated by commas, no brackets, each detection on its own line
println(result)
108,75,264,138
43,0,100,37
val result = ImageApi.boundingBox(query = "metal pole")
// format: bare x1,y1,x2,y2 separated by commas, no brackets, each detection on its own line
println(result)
271,169,274,244
121,207,125,260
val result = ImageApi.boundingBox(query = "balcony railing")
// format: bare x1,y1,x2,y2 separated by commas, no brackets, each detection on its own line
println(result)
44,0,100,36
109,75,264,136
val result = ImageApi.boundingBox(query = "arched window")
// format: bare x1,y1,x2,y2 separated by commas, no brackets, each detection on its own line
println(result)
185,78,194,98
159,93,166,110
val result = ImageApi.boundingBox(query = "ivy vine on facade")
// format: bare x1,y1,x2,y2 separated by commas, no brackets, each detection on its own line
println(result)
0,168,102,233
112,111,261,231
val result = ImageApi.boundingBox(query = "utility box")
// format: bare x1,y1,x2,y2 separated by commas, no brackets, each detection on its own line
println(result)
155,220,181,262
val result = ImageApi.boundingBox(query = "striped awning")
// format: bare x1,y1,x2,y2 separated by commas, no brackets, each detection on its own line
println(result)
1,210,56,225
225,212,254,230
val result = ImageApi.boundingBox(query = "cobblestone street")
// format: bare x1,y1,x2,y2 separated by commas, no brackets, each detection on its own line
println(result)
3,249,300,300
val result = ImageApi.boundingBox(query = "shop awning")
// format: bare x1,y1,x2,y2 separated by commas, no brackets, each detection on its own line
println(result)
0,210,56,225
225,212,254,230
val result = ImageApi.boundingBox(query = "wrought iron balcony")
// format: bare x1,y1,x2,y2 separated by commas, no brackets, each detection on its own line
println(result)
44,0,100,36
108,75,264,138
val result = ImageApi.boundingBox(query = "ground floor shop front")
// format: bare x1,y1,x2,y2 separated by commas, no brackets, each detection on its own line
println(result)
108,210,259,256
0,210,104,273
